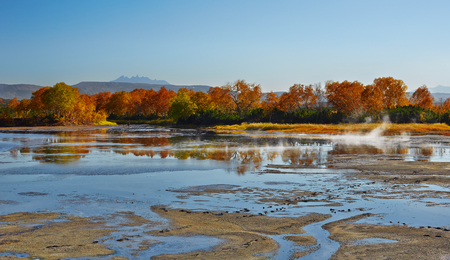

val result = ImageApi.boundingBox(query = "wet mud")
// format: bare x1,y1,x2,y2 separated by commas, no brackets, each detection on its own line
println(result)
170,185,339,209
149,205,330,260
331,160,450,185
0,212,114,260
0,211,165,260
323,214,450,260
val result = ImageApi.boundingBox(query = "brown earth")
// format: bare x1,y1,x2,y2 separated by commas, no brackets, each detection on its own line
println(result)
171,186,340,210
324,214,450,260
0,212,115,260
149,205,330,260
332,160,450,185
268,159,450,185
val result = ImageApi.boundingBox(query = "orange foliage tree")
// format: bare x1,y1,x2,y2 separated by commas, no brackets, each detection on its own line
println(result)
361,84,383,114
442,98,450,111
410,85,434,110
325,80,364,114
142,89,158,115
261,91,279,121
301,84,317,110
287,84,305,110
17,99,31,118
30,87,51,111
107,91,131,116
277,91,298,113
223,80,262,117
313,83,326,109
154,87,176,117
8,98,20,117
208,86,235,114
93,92,112,113
191,91,213,111
373,77,409,109
74,94,107,124
128,88,147,116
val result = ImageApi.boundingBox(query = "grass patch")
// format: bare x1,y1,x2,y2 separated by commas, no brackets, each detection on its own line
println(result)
93,120,117,126
212,123,450,136
110,119,173,126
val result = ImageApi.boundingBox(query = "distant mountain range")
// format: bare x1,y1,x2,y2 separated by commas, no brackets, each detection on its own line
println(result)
2,80,450,102
423,85,450,103
0,82,211,100
0,76,211,100
430,93,450,103
72,82,210,96
0,84,43,100
111,75,170,85
428,85,450,93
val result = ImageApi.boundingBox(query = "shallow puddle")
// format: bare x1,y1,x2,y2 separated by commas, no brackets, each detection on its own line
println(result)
349,238,398,245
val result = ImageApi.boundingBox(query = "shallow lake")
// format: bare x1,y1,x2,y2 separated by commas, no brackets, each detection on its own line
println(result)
1,125,450,259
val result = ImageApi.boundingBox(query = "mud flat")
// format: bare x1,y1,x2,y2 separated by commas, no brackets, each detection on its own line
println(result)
0,212,114,260
0,211,163,260
323,214,450,260
329,158,450,185
149,205,330,259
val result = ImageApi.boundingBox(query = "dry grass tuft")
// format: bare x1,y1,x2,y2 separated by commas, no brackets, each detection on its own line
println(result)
212,123,450,136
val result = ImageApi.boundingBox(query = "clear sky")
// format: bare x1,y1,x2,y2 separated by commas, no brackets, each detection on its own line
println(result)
1,0,449,92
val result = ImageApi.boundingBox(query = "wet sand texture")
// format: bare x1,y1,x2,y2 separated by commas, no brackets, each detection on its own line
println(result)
150,206,330,259
334,160,450,185
284,235,319,258
0,212,114,260
324,214,450,260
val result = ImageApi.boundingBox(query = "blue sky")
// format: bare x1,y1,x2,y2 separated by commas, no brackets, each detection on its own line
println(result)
1,0,449,92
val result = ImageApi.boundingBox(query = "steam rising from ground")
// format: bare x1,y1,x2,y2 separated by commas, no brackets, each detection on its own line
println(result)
329,121,410,149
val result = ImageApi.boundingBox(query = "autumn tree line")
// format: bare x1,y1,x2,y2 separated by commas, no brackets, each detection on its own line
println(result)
1,77,449,126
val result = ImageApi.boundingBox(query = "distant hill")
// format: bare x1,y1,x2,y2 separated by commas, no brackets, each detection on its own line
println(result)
429,85,450,93
111,75,170,85
0,82,211,100
0,84,42,100
73,82,211,95
3,82,450,104
74,82,168,95
431,93,450,103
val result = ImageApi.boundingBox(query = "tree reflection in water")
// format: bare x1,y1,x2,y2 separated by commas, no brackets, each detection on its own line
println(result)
16,131,439,173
